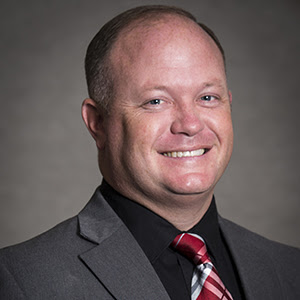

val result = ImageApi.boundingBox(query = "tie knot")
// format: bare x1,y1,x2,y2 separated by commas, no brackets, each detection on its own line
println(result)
171,233,210,265
172,233,234,300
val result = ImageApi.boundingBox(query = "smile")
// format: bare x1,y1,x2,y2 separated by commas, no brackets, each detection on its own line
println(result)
162,148,206,158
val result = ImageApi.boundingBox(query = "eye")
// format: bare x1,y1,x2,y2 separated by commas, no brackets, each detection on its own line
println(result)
148,99,163,105
201,95,217,101
142,98,169,111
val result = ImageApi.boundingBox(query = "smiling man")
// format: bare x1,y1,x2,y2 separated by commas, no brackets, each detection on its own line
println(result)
82,11,233,231
0,5,299,300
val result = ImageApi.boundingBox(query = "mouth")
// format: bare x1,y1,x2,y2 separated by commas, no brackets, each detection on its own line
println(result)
161,148,208,158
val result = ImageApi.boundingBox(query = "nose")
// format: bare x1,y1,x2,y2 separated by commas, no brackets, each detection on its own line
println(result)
170,104,204,136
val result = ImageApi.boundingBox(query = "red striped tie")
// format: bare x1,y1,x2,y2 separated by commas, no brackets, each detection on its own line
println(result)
172,233,233,300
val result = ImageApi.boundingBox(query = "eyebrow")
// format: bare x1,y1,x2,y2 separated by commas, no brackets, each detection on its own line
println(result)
201,80,226,89
146,80,226,92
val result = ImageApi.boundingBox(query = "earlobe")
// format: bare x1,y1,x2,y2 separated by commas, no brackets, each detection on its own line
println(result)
81,98,106,150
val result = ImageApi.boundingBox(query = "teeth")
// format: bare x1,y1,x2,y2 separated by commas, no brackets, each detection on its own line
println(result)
163,149,205,157
191,149,205,156
183,151,190,157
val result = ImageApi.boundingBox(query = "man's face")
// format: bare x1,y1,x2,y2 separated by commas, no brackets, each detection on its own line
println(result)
99,18,233,209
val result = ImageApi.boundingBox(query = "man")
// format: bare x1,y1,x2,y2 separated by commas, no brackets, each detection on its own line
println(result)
0,5,299,300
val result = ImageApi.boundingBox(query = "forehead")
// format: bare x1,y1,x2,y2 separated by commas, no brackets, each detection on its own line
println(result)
108,15,225,91
110,15,222,66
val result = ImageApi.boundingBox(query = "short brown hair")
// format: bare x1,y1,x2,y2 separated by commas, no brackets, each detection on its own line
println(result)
85,5,225,111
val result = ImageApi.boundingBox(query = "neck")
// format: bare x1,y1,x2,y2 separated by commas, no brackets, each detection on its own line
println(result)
102,179,214,231
144,194,213,231
124,188,214,231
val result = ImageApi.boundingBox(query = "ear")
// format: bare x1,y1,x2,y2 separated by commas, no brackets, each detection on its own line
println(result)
228,91,232,106
228,90,233,111
228,90,232,104
81,98,106,150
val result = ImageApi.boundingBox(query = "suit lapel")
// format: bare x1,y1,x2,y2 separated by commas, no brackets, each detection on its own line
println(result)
219,217,284,300
77,188,170,299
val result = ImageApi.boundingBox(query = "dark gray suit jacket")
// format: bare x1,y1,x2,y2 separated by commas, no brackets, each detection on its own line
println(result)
0,188,299,299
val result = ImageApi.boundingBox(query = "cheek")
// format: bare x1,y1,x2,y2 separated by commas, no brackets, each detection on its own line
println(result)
210,109,233,140
216,113,234,163
127,114,171,148
223,114,234,143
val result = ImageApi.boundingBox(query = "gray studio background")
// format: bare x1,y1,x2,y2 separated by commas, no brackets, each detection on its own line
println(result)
1,0,299,248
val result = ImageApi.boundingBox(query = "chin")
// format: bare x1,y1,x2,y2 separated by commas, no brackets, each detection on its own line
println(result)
164,174,216,196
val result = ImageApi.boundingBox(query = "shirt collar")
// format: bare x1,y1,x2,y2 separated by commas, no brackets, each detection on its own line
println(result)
100,180,221,263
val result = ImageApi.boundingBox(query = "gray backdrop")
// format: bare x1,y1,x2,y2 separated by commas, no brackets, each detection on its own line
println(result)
1,0,299,248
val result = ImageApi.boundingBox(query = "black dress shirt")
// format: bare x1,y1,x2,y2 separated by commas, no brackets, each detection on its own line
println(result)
100,181,244,300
